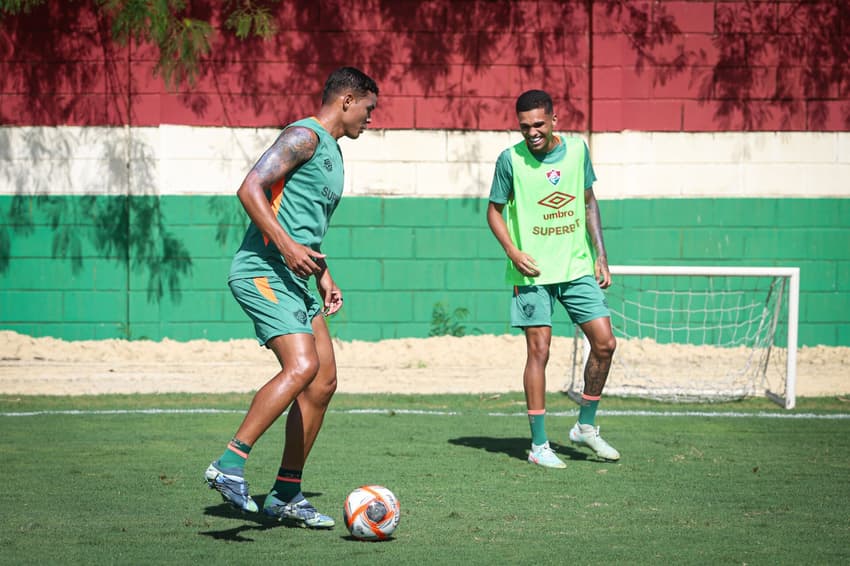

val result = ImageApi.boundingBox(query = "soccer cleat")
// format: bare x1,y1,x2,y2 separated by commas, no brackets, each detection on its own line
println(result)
527,441,567,468
204,461,259,513
569,422,621,461
263,492,335,529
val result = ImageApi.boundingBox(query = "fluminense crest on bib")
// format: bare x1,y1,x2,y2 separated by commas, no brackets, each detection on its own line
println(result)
546,169,561,185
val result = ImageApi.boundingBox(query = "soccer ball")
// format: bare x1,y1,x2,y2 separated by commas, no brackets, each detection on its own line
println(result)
343,485,400,541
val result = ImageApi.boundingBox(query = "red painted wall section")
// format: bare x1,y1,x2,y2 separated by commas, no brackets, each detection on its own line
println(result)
1,0,847,131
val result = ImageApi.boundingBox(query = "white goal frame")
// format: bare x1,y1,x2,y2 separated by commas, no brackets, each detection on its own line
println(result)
569,265,800,409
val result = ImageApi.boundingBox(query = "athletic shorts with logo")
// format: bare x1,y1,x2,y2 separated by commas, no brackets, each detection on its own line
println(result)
229,272,322,344
510,274,610,328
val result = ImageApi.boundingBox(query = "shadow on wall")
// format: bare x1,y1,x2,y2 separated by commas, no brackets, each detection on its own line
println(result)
180,0,591,130
0,127,192,304
1,1,848,128
600,0,850,129
0,193,193,304
0,5,192,305
698,1,850,129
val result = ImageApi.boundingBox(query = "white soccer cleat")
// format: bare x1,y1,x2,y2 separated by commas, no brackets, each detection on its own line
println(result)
569,422,621,461
527,441,567,468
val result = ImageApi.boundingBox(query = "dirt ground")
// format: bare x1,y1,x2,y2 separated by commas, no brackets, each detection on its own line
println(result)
1,330,848,397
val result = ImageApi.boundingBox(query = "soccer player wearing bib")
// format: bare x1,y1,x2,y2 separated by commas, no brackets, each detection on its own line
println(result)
487,90,619,467
204,67,379,527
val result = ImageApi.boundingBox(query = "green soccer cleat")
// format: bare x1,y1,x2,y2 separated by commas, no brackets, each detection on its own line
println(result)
569,422,621,461
204,461,259,513
527,441,567,468
263,492,335,529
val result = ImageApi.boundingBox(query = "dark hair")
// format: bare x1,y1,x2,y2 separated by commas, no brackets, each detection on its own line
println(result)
515,89,553,114
322,67,379,104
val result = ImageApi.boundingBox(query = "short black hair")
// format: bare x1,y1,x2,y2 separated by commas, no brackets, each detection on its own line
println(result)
322,67,379,105
515,89,553,114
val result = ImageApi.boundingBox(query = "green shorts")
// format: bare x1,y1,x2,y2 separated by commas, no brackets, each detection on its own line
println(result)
510,275,610,328
229,274,322,344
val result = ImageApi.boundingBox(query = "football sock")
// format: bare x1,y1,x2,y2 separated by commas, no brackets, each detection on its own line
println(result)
528,409,548,445
217,437,252,471
271,468,303,502
578,394,601,425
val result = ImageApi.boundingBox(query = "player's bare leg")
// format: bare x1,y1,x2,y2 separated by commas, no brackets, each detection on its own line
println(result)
234,333,321,444
523,326,565,468
569,316,620,460
263,314,337,528
523,325,551,413
205,332,320,512
580,316,616,396
279,314,337,468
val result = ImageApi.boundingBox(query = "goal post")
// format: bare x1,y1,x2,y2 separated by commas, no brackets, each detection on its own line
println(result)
566,265,800,409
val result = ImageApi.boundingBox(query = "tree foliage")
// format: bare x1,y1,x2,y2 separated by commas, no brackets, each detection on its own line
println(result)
0,0,279,88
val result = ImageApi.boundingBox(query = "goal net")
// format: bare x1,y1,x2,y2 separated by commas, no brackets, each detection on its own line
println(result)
565,266,800,409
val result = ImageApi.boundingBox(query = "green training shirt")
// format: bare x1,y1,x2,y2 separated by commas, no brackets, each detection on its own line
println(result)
229,117,344,285
489,135,597,286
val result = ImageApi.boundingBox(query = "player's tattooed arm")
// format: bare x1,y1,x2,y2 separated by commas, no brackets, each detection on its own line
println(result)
236,126,326,278
585,187,612,288
251,126,318,188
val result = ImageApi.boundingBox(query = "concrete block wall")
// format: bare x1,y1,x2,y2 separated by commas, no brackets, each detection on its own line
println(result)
2,194,848,345
1,1,849,346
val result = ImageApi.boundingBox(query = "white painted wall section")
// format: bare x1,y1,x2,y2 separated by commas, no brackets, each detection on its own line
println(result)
1,127,849,198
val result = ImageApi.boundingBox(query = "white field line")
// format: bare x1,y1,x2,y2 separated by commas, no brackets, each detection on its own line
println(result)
1,408,849,419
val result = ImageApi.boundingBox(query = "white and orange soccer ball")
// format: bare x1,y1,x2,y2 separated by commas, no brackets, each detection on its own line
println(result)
343,485,400,541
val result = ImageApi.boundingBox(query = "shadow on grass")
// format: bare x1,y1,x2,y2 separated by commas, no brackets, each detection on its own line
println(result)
448,436,590,463
199,492,330,542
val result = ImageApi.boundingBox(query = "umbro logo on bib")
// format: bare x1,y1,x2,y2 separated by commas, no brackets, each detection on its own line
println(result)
537,191,574,210
546,169,561,185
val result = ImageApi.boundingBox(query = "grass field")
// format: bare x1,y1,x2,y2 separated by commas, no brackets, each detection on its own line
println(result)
2,393,849,565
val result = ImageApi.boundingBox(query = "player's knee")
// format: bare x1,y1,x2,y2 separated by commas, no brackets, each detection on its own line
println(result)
284,356,321,390
594,334,616,359
300,370,336,408
526,340,551,363
317,365,338,394
318,374,338,402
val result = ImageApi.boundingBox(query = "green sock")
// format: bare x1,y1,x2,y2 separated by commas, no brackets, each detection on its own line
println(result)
271,468,302,502
578,396,600,425
218,438,252,471
528,410,547,445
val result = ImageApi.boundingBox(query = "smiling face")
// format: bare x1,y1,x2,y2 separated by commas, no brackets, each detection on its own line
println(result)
517,107,558,154
342,91,378,139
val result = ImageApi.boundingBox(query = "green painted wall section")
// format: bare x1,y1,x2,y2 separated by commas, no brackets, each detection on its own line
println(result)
1,195,848,346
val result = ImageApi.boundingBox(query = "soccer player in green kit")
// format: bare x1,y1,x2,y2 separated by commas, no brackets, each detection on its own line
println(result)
487,90,619,468
204,67,378,527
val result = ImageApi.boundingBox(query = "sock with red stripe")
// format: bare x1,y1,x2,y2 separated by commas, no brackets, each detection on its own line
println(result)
270,468,302,502
217,437,252,471
578,394,600,425
528,409,548,445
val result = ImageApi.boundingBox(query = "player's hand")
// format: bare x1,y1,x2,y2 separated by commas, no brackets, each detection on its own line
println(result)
595,255,612,289
511,251,540,277
281,243,325,278
317,271,343,316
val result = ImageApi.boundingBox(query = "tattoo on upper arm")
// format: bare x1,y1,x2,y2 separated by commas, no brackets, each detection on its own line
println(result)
252,127,318,187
